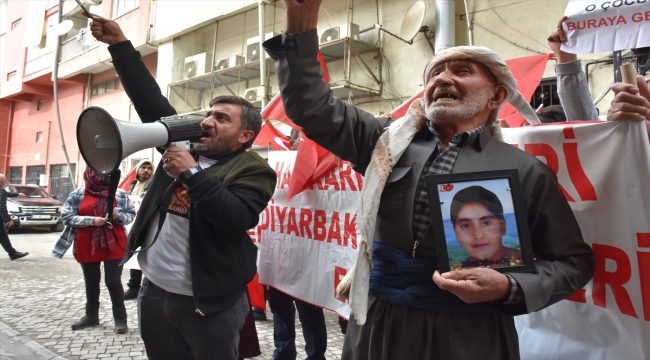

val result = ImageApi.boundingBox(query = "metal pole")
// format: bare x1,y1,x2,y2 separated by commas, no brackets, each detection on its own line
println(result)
53,0,76,188
463,0,473,46
435,0,455,54
258,0,267,108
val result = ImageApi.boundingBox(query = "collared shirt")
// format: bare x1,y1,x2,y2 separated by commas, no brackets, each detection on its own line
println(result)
411,122,523,304
412,122,486,242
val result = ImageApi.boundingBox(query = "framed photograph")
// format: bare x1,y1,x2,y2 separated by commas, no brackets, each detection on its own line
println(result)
425,170,535,274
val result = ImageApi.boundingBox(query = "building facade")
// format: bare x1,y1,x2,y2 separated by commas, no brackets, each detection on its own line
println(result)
0,0,630,201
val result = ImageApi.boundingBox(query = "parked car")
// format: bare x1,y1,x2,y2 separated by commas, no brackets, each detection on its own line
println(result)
4,184,64,232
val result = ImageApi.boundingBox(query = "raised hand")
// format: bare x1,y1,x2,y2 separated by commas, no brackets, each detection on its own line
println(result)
547,16,577,64
283,0,322,34
432,268,511,304
83,12,127,46
608,75,650,123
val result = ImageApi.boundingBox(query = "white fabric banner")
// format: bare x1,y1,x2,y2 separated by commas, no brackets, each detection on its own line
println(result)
561,0,650,53
258,151,362,318
502,121,650,359
122,195,143,270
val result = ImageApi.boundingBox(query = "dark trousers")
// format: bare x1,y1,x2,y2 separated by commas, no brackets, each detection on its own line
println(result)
267,287,327,360
127,269,143,290
79,259,125,315
138,278,248,360
0,226,16,255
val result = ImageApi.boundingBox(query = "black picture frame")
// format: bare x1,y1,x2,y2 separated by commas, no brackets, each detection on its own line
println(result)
425,169,535,274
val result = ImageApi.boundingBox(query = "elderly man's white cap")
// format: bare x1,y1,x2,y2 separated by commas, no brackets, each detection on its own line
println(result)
423,46,541,127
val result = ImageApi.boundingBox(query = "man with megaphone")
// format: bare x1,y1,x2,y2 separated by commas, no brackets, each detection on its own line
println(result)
86,14,276,360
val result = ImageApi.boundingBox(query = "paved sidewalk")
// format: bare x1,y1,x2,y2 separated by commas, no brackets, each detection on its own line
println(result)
0,230,346,360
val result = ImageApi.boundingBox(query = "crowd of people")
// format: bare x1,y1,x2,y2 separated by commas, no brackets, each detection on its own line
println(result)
3,1,648,359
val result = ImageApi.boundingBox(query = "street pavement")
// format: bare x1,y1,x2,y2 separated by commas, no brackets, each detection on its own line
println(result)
0,229,346,360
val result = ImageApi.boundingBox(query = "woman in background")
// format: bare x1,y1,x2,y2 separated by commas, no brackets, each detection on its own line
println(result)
54,167,135,334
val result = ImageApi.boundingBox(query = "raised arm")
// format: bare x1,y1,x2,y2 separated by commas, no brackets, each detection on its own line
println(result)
264,0,391,174
548,16,599,121
87,14,176,123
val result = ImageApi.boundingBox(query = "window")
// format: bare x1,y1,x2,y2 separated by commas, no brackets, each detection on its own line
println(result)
6,70,15,81
37,99,45,111
36,132,43,142
50,164,76,201
113,0,139,18
26,165,46,186
9,166,23,185
11,19,20,30
530,78,561,110
91,78,120,97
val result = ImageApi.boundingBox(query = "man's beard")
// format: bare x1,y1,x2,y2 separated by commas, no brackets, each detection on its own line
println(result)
425,86,494,125
194,132,240,156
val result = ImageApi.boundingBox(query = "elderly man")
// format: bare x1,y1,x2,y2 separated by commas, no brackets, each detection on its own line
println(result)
263,1,594,359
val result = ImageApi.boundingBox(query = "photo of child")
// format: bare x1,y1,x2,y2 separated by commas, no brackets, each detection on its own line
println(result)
438,179,523,271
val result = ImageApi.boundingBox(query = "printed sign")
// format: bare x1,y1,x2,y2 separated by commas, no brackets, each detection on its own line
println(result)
561,0,650,53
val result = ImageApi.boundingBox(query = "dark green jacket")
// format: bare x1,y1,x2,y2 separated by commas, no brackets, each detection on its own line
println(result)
110,41,276,314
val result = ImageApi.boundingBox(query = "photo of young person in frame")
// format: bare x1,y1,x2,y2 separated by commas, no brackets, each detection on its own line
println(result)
440,182,523,270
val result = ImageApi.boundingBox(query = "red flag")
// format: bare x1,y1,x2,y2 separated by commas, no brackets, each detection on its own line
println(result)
390,89,425,119
118,167,136,192
246,273,266,310
253,122,291,150
260,51,338,201
498,53,552,127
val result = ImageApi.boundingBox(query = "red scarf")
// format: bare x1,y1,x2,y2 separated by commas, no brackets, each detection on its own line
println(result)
83,168,115,255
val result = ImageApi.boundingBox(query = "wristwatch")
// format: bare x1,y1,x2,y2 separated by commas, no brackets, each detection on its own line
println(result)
178,165,201,182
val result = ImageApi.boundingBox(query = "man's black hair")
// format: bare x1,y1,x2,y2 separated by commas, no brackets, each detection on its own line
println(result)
450,186,504,224
209,95,262,149
537,105,567,124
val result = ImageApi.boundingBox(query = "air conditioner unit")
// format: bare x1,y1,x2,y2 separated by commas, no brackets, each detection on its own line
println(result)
183,53,211,79
319,23,360,44
215,55,245,71
246,32,279,63
244,87,263,102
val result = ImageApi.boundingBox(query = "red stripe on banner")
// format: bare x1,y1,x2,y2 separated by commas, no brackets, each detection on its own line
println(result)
563,126,576,139
638,233,650,248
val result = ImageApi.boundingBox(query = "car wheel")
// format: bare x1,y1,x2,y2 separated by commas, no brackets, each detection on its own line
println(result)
50,221,64,232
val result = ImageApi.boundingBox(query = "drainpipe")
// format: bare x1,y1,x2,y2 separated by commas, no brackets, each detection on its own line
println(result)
4,101,14,174
53,0,76,188
45,120,52,172
435,0,455,54
463,0,473,46
258,0,267,108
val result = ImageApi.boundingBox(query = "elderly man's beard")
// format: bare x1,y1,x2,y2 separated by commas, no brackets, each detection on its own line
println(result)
425,86,494,125
194,132,240,156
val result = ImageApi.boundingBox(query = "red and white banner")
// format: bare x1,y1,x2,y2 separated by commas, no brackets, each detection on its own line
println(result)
502,121,650,359
562,0,650,54
257,151,362,318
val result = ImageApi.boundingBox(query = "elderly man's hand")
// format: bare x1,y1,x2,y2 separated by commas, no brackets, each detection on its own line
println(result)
608,75,650,128
547,16,577,64
283,0,322,34
85,13,128,46
432,268,511,304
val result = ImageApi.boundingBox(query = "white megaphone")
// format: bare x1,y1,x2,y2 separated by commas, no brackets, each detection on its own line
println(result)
77,106,204,174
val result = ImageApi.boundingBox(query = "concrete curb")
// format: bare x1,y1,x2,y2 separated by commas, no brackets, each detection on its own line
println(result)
0,321,66,360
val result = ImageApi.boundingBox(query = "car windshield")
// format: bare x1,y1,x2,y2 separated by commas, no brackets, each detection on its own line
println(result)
5,186,50,198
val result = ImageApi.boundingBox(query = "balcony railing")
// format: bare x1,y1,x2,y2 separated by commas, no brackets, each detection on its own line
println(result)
59,8,140,64
24,51,55,75
60,32,97,63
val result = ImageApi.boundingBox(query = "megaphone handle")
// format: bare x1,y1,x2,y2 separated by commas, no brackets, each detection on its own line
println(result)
105,169,121,226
